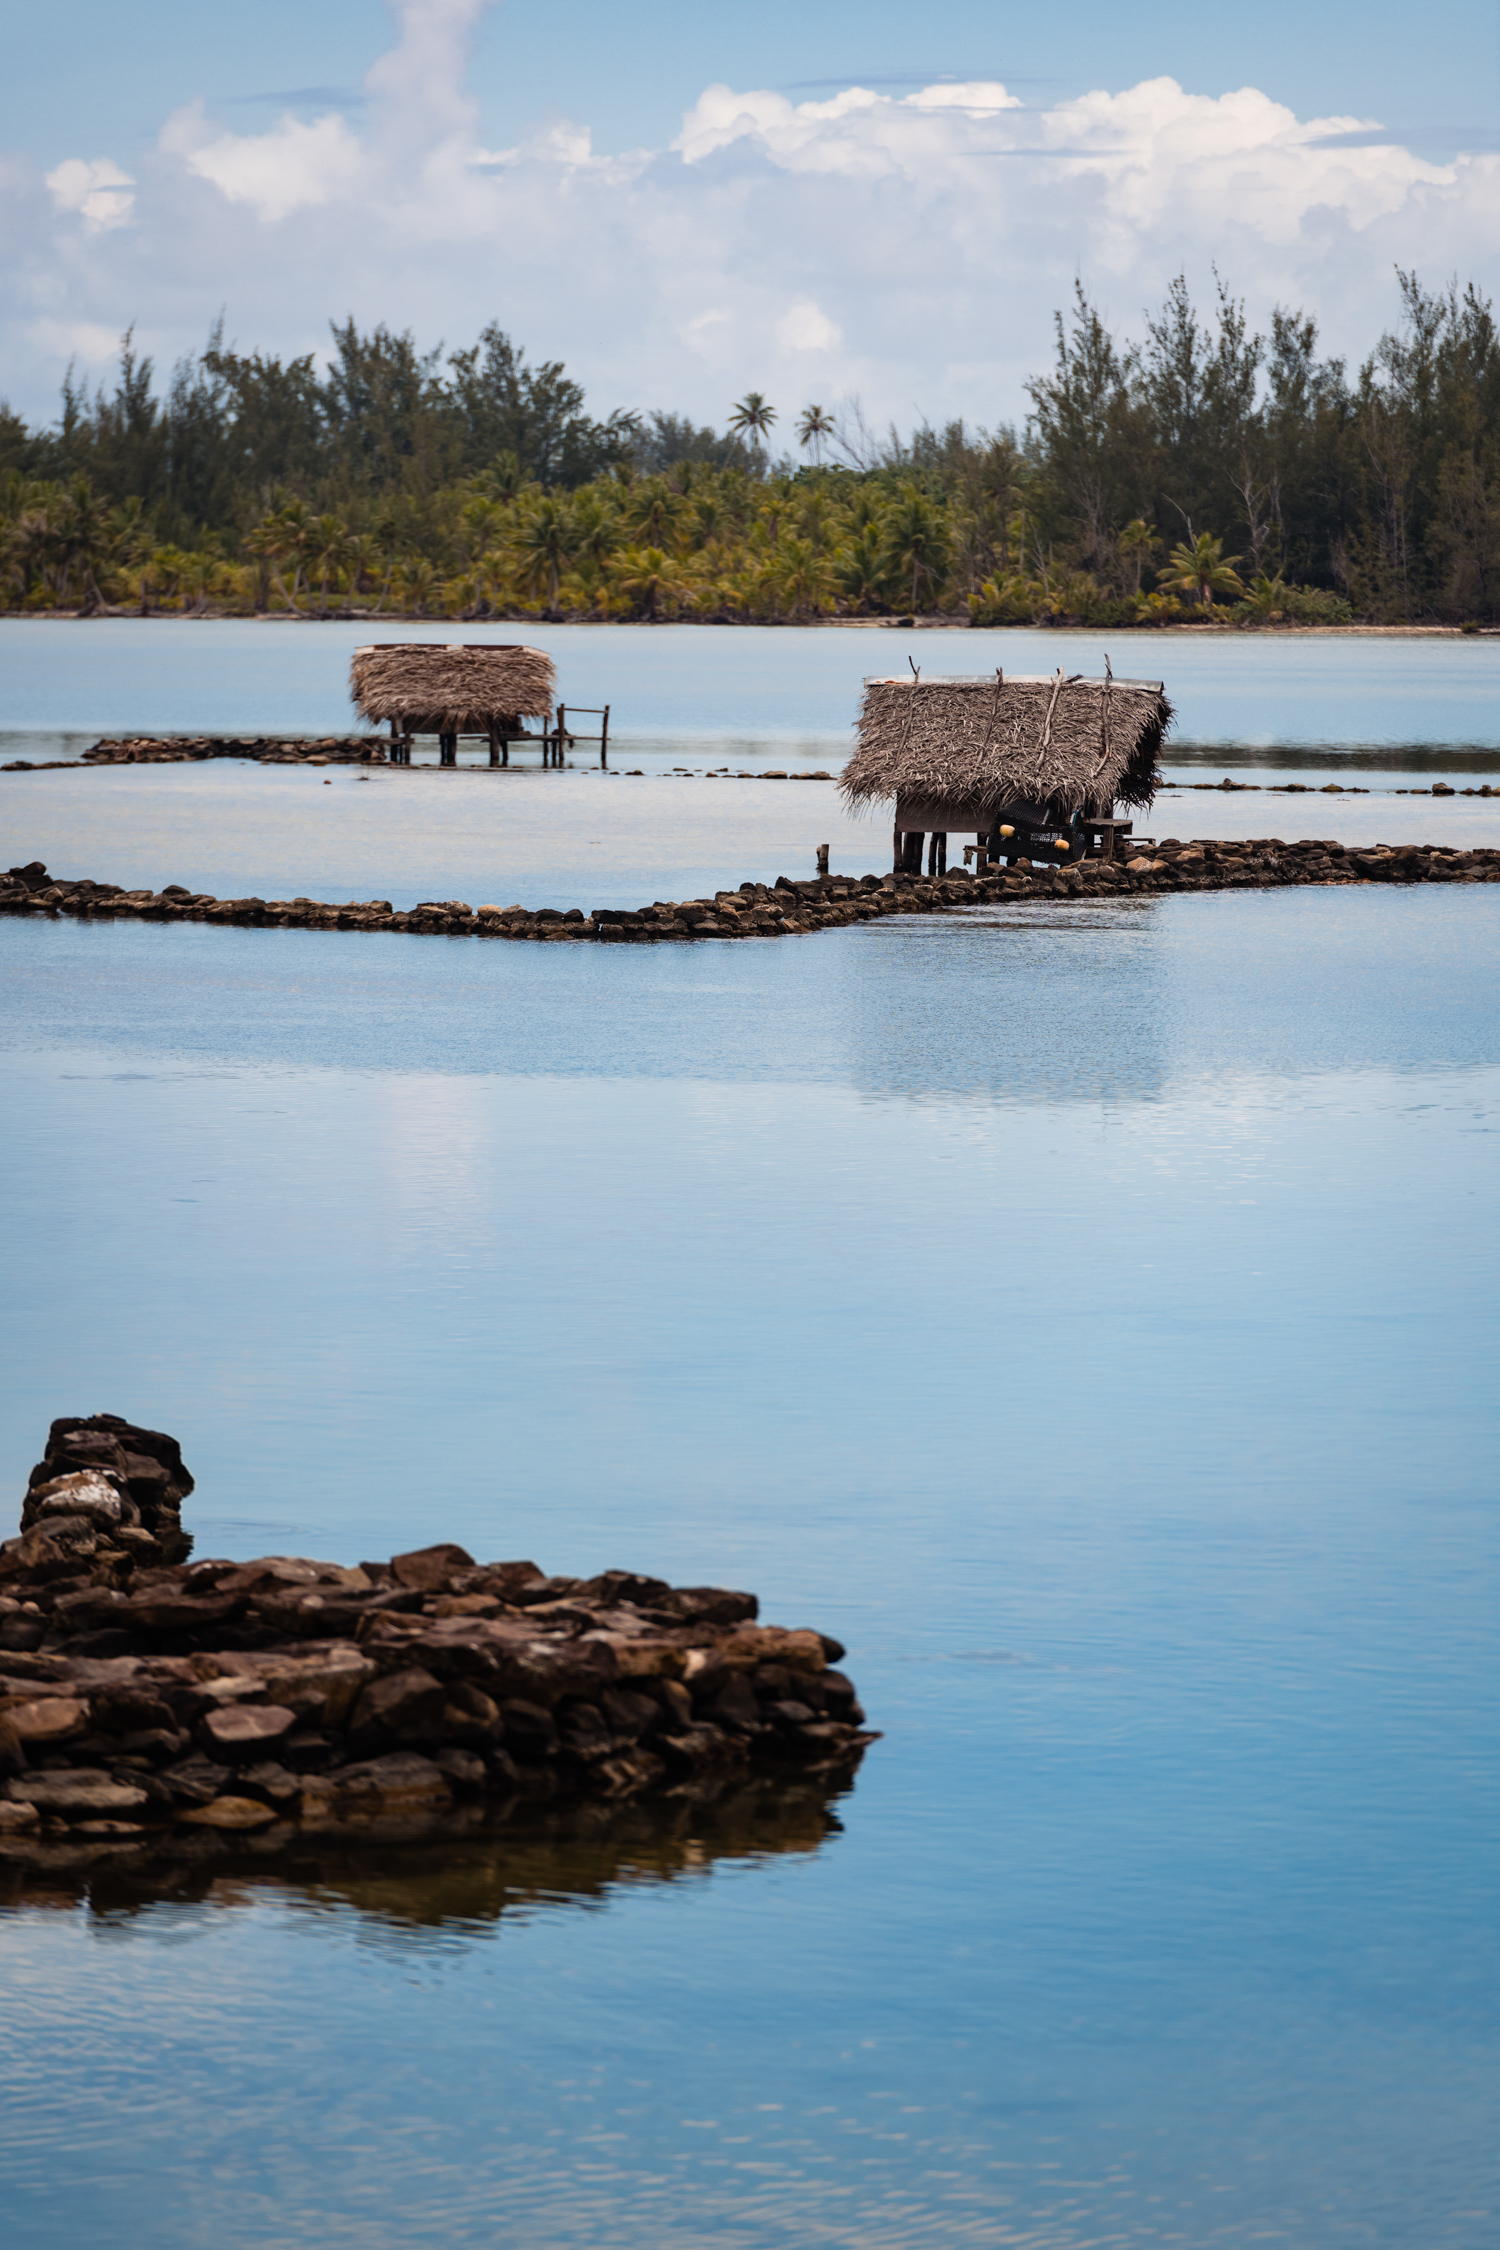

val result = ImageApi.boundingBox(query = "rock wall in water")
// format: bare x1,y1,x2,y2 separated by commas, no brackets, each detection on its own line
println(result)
0,1418,873,1870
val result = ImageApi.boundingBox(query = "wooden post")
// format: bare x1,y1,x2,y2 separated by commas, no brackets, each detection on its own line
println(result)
936,833,947,875
893,821,902,873
600,703,610,768
816,842,830,874
558,704,567,759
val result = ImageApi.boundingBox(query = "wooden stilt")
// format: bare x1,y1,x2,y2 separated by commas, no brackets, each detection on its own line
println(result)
600,703,610,767
937,833,948,875
893,821,902,872
488,724,501,767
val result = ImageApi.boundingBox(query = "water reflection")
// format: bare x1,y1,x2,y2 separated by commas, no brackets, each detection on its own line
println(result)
0,1772,853,1938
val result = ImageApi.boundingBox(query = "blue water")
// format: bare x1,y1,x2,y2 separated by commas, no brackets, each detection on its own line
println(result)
4,617,1499,773
1,631,1498,2248
3,886,1498,2250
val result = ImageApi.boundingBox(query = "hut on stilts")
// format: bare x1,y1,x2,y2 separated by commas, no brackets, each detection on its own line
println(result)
350,643,610,767
841,666,1172,872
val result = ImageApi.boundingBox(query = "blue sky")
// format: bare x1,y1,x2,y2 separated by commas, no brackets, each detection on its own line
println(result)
4,0,1498,431
5,0,1498,164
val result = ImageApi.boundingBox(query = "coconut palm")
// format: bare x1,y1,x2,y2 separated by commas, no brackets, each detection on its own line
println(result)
395,555,440,617
728,392,778,457
56,478,115,612
613,543,690,619
771,535,835,617
833,526,890,611
1159,532,1244,610
622,478,683,550
511,495,578,608
307,514,350,616
1118,518,1158,595
881,485,951,612
796,405,835,465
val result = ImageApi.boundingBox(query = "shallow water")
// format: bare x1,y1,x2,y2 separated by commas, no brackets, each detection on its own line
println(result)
3,885,1498,2250
4,616,1499,770
1,628,1498,2249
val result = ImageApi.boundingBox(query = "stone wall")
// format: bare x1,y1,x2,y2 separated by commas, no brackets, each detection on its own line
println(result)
3,838,1498,947
0,1418,873,1872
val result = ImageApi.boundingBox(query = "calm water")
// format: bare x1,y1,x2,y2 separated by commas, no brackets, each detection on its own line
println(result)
1,629,1498,2249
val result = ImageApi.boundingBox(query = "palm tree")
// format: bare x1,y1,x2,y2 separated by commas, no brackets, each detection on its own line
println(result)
881,485,951,612
622,478,682,550
728,392,778,459
511,496,578,609
1159,532,1244,610
796,405,835,465
571,490,620,571
395,555,440,618
307,514,350,617
244,513,301,615
1118,518,1158,596
772,535,835,617
56,477,114,612
833,526,890,612
613,544,688,620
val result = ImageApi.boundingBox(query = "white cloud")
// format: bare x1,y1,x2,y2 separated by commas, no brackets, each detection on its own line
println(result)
44,156,134,230
159,101,364,222
5,0,1498,429
778,301,841,353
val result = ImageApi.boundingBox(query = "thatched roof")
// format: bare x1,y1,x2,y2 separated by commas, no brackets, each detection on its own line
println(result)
841,668,1171,822
351,644,556,730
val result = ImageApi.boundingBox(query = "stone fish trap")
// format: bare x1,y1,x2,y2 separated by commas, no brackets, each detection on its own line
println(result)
0,1416,875,1872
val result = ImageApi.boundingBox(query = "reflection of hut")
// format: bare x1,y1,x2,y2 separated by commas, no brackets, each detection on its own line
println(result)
351,643,556,765
841,666,1172,872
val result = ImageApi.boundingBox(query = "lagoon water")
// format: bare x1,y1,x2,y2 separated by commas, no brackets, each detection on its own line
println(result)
1,625,1498,2249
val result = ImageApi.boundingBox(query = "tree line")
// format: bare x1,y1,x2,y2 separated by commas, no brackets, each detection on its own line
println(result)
2,271,1496,624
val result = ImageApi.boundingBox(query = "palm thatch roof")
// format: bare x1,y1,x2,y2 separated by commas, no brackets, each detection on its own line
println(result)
351,643,556,731
841,668,1171,823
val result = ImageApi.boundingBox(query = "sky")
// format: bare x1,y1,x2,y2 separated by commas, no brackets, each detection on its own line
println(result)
3,0,1499,438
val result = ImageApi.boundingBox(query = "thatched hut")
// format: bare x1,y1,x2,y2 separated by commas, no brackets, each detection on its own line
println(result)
351,643,556,764
841,666,1172,871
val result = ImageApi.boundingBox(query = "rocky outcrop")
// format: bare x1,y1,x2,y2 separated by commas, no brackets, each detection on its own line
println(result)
0,1419,874,1871
3,840,1498,943
21,1414,194,1566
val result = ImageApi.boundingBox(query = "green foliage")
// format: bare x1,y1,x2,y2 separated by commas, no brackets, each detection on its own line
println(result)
4,273,1498,621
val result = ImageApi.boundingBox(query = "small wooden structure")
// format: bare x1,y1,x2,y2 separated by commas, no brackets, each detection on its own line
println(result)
841,666,1171,871
349,643,612,769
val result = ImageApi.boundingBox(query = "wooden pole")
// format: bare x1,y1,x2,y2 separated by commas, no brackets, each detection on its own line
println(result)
893,821,902,873
600,704,610,768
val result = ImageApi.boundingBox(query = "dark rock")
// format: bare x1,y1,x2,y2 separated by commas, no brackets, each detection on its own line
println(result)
390,1542,476,1592
499,1698,557,1759
196,1702,298,1761
7,1768,150,1820
348,1667,446,1735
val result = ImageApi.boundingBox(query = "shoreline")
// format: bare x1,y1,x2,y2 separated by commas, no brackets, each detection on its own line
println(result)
3,611,1495,639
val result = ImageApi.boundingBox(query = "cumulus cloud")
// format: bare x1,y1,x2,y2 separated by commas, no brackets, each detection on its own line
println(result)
160,101,364,222
4,0,1497,427
44,157,135,231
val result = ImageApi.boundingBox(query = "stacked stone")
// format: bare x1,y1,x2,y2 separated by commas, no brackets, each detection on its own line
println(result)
0,1421,872,1869
57,737,388,767
4,841,1498,943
